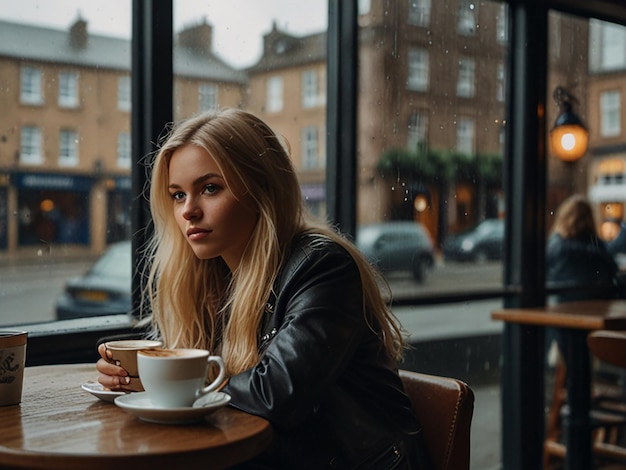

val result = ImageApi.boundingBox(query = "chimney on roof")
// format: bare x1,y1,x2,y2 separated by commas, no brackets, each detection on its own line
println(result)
69,13,88,49
177,18,213,56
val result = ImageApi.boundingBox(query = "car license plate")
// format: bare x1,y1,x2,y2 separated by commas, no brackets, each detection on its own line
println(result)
77,290,109,302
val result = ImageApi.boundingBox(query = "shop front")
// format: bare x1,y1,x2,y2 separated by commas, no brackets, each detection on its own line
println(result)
13,172,92,247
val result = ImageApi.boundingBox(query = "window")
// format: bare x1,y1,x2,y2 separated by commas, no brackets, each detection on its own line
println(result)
20,66,43,105
407,48,429,91
117,132,131,168
358,0,371,15
407,111,428,150
600,90,621,137
266,76,283,112
496,63,506,102
118,75,131,112
456,118,475,156
457,0,476,36
59,129,79,167
496,4,509,43
58,71,79,108
457,57,475,98
302,70,319,108
20,126,43,165
302,126,320,169
198,83,218,112
589,19,626,72
408,0,431,27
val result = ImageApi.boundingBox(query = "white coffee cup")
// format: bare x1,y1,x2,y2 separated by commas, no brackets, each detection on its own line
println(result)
0,331,27,407
137,349,226,408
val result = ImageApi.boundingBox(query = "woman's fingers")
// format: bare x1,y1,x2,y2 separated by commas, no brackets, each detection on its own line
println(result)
96,357,131,390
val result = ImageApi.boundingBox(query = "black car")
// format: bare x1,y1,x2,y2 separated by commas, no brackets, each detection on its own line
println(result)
356,222,435,282
443,218,504,263
55,241,132,320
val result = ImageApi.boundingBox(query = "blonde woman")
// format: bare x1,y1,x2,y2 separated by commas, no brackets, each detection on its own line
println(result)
96,109,429,469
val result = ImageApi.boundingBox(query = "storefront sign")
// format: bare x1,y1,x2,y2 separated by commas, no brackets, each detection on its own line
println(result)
13,172,93,191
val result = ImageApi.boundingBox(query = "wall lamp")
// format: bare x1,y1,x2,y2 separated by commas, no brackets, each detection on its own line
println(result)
550,86,589,162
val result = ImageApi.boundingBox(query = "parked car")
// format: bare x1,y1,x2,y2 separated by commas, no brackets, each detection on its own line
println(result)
356,222,435,282
443,218,504,263
55,241,132,320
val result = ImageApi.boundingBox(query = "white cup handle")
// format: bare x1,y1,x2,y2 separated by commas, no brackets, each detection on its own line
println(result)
197,355,226,397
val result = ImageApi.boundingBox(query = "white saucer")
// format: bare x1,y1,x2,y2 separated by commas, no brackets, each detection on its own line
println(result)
114,391,231,424
81,381,128,403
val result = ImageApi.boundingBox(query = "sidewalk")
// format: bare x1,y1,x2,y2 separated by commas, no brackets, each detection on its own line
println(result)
471,383,502,470
0,245,98,267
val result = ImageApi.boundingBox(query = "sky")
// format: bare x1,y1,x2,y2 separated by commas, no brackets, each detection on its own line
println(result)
0,0,327,68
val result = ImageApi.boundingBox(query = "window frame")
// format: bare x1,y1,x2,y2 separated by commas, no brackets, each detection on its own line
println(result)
600,89,621,137
20,65,44,105
118,75,132,112
266,75,284,112
117,131,132,169
59,128,79,167
407,47,429,92
301,125,320,169
198,82,218,112
20,125,43,165
58,71,79,108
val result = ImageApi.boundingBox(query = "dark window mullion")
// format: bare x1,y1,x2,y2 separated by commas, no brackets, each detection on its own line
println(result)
131,0,174,318
325,0,358,237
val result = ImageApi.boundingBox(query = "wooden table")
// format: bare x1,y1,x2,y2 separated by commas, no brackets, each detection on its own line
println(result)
492,300,626,470
0,364,273,469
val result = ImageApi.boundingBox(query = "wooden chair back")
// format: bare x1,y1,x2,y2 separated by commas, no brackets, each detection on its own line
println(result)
399,370,475,470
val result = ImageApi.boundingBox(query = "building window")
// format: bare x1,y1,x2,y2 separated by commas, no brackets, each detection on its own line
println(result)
302,126,319,170
457,57,475,98
408,0,431,28
457,0,477,36
496,4,509,43
118,76,131,112
58,71,79,108
408,48,429,92
407,111,428,150
496,63,506,102
600,90,621,137
59,129,79,167
302,70,320,108
456,118,475,156
589,20,626,72
198,83,218,112
117,132,131,169
266,76,283,112
20,126,43,165
358,0,371,15
20,66,43,105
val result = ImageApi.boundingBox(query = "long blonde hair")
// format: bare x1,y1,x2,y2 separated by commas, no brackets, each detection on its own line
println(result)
142,108,405,375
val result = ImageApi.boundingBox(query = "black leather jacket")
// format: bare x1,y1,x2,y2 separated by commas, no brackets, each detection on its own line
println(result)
223,234,427,469
546,233,621,302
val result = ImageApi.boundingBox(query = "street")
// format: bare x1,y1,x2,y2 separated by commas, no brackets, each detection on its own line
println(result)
0,260,92,325
0,259,504,327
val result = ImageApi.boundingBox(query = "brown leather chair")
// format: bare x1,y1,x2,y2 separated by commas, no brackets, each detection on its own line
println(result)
399,369,475,470
588,330,626,369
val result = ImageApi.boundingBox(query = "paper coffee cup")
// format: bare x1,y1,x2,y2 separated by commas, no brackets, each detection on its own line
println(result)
0,331,27,407
105,339,163,391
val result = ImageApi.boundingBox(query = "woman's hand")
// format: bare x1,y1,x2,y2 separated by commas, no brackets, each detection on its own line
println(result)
96,343,133,391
